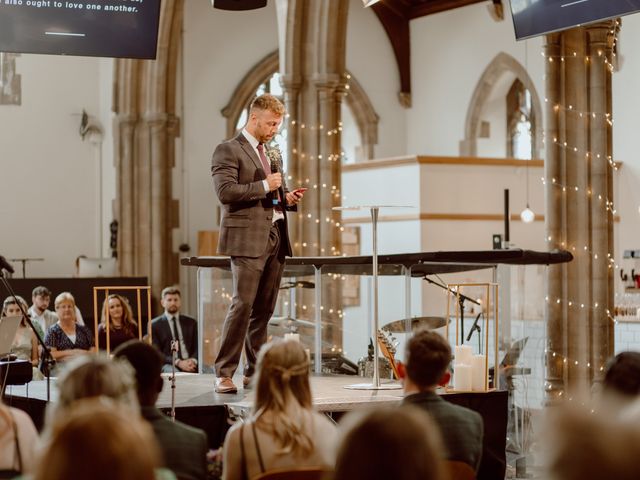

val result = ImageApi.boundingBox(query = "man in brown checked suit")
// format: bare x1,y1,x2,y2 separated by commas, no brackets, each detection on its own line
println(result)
211,94,306,394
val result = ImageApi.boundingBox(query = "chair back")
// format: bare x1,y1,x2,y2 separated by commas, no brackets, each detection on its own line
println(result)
253,467,332,480
445,460,476,480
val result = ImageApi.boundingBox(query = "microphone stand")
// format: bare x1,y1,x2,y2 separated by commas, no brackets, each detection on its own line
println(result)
170,340,178,423
0,269,55,402
423,276,481,345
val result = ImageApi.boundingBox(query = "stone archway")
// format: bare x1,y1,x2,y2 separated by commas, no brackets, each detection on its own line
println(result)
113,0,183,300
222,50,379,159
461,52,543,158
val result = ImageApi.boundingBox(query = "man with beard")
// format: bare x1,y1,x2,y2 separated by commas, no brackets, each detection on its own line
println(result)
151,286,198,373
211,94,304,394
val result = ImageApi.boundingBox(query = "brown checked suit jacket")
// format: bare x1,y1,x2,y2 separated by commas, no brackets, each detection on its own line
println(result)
211,132,293,258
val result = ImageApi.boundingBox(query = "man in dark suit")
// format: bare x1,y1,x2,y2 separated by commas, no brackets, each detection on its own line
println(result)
113,340,208,480
211,94,305,394
151,286,198,373
399,329,484,473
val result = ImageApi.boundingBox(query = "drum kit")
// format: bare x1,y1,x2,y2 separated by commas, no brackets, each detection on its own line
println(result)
271,279,449,376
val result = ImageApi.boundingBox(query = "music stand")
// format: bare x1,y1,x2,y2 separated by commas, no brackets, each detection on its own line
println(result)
334,205,411,390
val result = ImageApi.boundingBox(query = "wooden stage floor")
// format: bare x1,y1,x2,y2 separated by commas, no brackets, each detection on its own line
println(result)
5,373,405,412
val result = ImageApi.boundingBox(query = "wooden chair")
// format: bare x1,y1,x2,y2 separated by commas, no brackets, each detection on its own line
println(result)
444,460,476,480
252,467,333,480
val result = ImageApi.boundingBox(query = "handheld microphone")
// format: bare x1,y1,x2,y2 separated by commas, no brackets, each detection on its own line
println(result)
270,154,279,174
466,312,482,342
0,255,15,274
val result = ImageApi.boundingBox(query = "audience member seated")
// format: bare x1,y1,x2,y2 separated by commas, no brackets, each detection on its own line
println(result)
34,398,165,480
44,292,94,375
0,399,39,477
27,286,57,339
38,353,176,480
113,340,208,480
151,286,198,373
98,294,139,351
222,339,337,480
599,351,640,410
2,295,44,380
546,404,640,480
47,353,139,420
334,406,445,480
399,329,484,472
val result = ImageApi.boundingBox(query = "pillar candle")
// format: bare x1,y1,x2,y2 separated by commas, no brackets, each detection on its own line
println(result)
455,345,473,366
471,354,487,392
284,333,300,342
454,364,472,391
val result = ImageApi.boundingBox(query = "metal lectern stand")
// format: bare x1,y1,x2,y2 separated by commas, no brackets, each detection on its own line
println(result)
334,205,410,391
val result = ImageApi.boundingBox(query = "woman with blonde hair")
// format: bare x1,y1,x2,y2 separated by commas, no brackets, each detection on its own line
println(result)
222,339,337,480
97,293,138,351
44,292,94,375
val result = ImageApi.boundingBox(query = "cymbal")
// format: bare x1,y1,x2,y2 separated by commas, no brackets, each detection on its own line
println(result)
279,281,316,290
382,316,448,333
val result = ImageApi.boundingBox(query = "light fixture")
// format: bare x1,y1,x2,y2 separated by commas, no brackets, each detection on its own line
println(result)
520,205,535,223
520,40,535,225
520,161,535,223
362,0,380,6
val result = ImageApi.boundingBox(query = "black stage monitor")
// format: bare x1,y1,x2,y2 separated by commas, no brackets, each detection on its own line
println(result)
510,0,640,40
0,0,162,59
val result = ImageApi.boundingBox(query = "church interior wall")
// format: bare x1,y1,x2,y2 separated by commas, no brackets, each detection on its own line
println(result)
406,3,545,157
345,0,407,160
0,54,104,278
1,0,637,325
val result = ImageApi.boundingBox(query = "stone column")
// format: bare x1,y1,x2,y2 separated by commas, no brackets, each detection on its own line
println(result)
544,22,616,401
543,33,566,403
112,0,183,304
277,0,349,351
587,23,616,384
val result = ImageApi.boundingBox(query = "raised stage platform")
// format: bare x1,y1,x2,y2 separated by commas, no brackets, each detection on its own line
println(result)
4,373,507,480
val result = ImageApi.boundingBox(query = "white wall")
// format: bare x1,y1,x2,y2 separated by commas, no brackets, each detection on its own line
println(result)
612,15,640,283
407,4,545,156
0,54,103,277
346,0,407,159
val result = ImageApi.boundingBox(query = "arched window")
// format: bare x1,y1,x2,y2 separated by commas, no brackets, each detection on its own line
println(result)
507,79,534,160
223,51,379,167
462,52,542,158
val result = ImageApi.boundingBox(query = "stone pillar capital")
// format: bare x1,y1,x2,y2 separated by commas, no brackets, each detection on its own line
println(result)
311,72,346,91
279,74,302,92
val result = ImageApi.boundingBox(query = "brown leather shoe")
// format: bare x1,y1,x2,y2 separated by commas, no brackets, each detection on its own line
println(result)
215,377,237,394
243,376,252,388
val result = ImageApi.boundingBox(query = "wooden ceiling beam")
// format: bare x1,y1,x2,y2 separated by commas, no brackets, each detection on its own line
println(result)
371,1,412,106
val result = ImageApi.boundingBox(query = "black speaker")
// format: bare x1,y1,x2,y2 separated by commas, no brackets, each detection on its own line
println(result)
212,0,267,10
492,234,503,250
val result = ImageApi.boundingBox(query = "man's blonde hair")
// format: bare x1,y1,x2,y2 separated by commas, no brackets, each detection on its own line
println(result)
250,93,285,117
